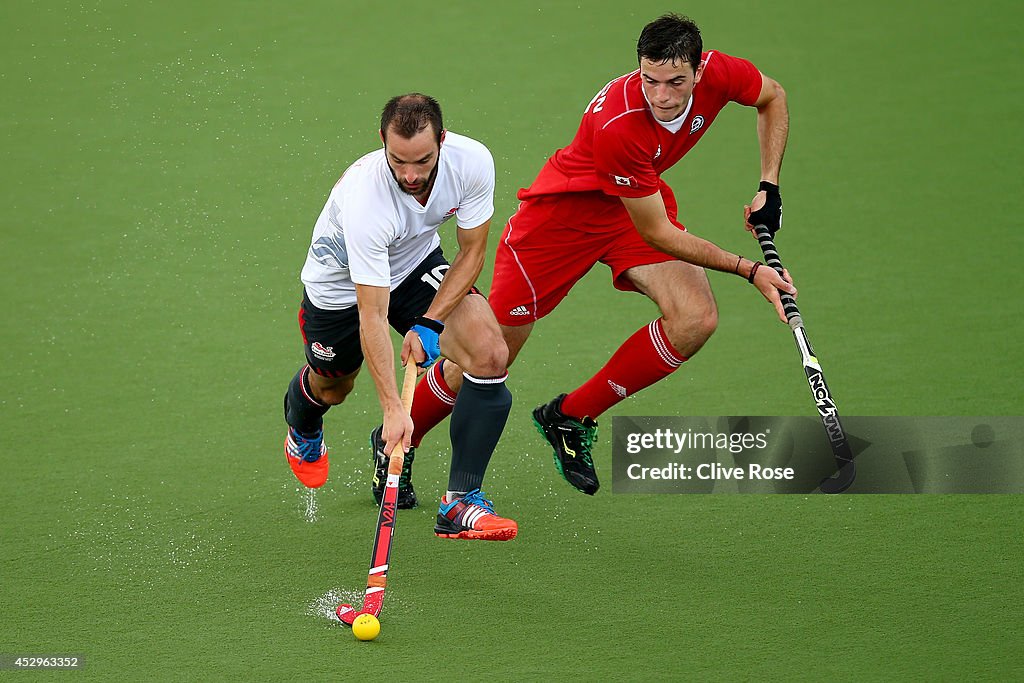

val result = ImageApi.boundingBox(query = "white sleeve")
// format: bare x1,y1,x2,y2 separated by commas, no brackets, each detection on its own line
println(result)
455,143,495,229
342,185,397,288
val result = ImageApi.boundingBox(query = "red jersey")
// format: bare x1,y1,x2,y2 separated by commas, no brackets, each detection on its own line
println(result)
518,50,762,225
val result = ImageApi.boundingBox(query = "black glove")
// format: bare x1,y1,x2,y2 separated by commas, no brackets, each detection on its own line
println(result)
748,181,782,237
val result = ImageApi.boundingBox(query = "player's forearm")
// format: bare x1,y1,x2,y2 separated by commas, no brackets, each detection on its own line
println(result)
646,224,759,278
360,318,404,416
756,83,788,184
623,194,757,277
356,291,403,416
422,239,485,322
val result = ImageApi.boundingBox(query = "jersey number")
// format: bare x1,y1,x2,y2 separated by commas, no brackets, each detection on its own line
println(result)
585,81,613,114
420,264,450,290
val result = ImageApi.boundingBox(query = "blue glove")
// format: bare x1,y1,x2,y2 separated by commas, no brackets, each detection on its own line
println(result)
410,317,444,367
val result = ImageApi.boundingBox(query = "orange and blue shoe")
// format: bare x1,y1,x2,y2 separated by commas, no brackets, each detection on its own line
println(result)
434,489,517,541
285,426,329,488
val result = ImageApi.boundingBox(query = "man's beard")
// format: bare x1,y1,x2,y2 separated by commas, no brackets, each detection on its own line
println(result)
390,161,439,199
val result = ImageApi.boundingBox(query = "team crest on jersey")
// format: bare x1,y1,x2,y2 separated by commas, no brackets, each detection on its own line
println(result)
690,115,705,134
610,174,638,188
440,207,459,224
311,342,336,361
653,144,662,160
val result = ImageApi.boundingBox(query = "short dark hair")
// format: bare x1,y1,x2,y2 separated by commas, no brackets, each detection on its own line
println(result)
380,93,444,143
637,14,703,70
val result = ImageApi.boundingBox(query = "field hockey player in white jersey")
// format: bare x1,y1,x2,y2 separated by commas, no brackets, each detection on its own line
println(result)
283,94,517,541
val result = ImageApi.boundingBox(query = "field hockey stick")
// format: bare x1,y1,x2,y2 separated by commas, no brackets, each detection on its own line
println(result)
753,225,856,493
336,361,418,624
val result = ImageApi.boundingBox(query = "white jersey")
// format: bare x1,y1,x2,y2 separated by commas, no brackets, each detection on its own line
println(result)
301,131,495,309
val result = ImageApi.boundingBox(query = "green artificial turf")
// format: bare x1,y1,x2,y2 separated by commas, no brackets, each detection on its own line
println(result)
2,1,1022,680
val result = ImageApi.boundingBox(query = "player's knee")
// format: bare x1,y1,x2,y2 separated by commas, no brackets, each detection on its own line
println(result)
464,336,509,378
314,378,356,406
696,307,718,341
663,303,717,350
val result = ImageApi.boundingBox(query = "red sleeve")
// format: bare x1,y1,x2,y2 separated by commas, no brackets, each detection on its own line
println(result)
706,51,763,106
592,119,660,198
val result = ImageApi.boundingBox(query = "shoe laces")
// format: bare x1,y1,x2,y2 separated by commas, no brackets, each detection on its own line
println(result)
460,488,494,513
565,420,598,463
292,428,323,461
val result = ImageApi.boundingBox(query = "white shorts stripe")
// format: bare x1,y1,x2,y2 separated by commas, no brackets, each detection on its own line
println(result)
503,205,540,320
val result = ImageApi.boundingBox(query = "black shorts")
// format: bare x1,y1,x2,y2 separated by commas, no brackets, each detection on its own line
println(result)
298,247,463,377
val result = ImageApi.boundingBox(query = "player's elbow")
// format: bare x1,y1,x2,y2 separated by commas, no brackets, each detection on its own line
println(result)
638,226,672,253
758,78,786,110
772,81,787,106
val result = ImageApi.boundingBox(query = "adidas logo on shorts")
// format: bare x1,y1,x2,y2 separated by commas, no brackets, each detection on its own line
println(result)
509,306,529,316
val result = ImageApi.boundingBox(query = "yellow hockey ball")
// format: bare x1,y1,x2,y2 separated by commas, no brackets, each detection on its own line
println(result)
352,613,381,641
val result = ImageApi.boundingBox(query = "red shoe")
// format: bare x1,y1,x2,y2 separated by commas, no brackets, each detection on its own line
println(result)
285,427,329,488
434,489,517,541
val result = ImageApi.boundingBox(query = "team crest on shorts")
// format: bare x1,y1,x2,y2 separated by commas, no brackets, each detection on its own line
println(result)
311,342,336,361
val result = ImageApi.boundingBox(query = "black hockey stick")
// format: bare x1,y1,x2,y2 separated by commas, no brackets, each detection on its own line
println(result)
754,225,855,493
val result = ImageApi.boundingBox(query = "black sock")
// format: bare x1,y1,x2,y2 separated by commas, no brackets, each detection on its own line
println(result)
284,366,329,435
447,372,512,493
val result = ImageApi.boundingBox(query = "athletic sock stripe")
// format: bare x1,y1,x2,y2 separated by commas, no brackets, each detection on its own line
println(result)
427,364,457,405
463,372,509,385
648,321,685,368
300,365,326,407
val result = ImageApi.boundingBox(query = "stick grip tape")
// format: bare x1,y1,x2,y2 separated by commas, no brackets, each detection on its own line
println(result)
754,225,801,324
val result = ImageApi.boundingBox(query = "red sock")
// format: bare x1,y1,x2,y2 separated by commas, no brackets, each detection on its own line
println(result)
410,360,457,447
561,319,687,420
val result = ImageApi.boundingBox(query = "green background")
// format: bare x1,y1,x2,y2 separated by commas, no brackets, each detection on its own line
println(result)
2,0,1021,680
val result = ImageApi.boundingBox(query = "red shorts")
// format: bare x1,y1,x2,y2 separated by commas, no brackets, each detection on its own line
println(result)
489,191,685,326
